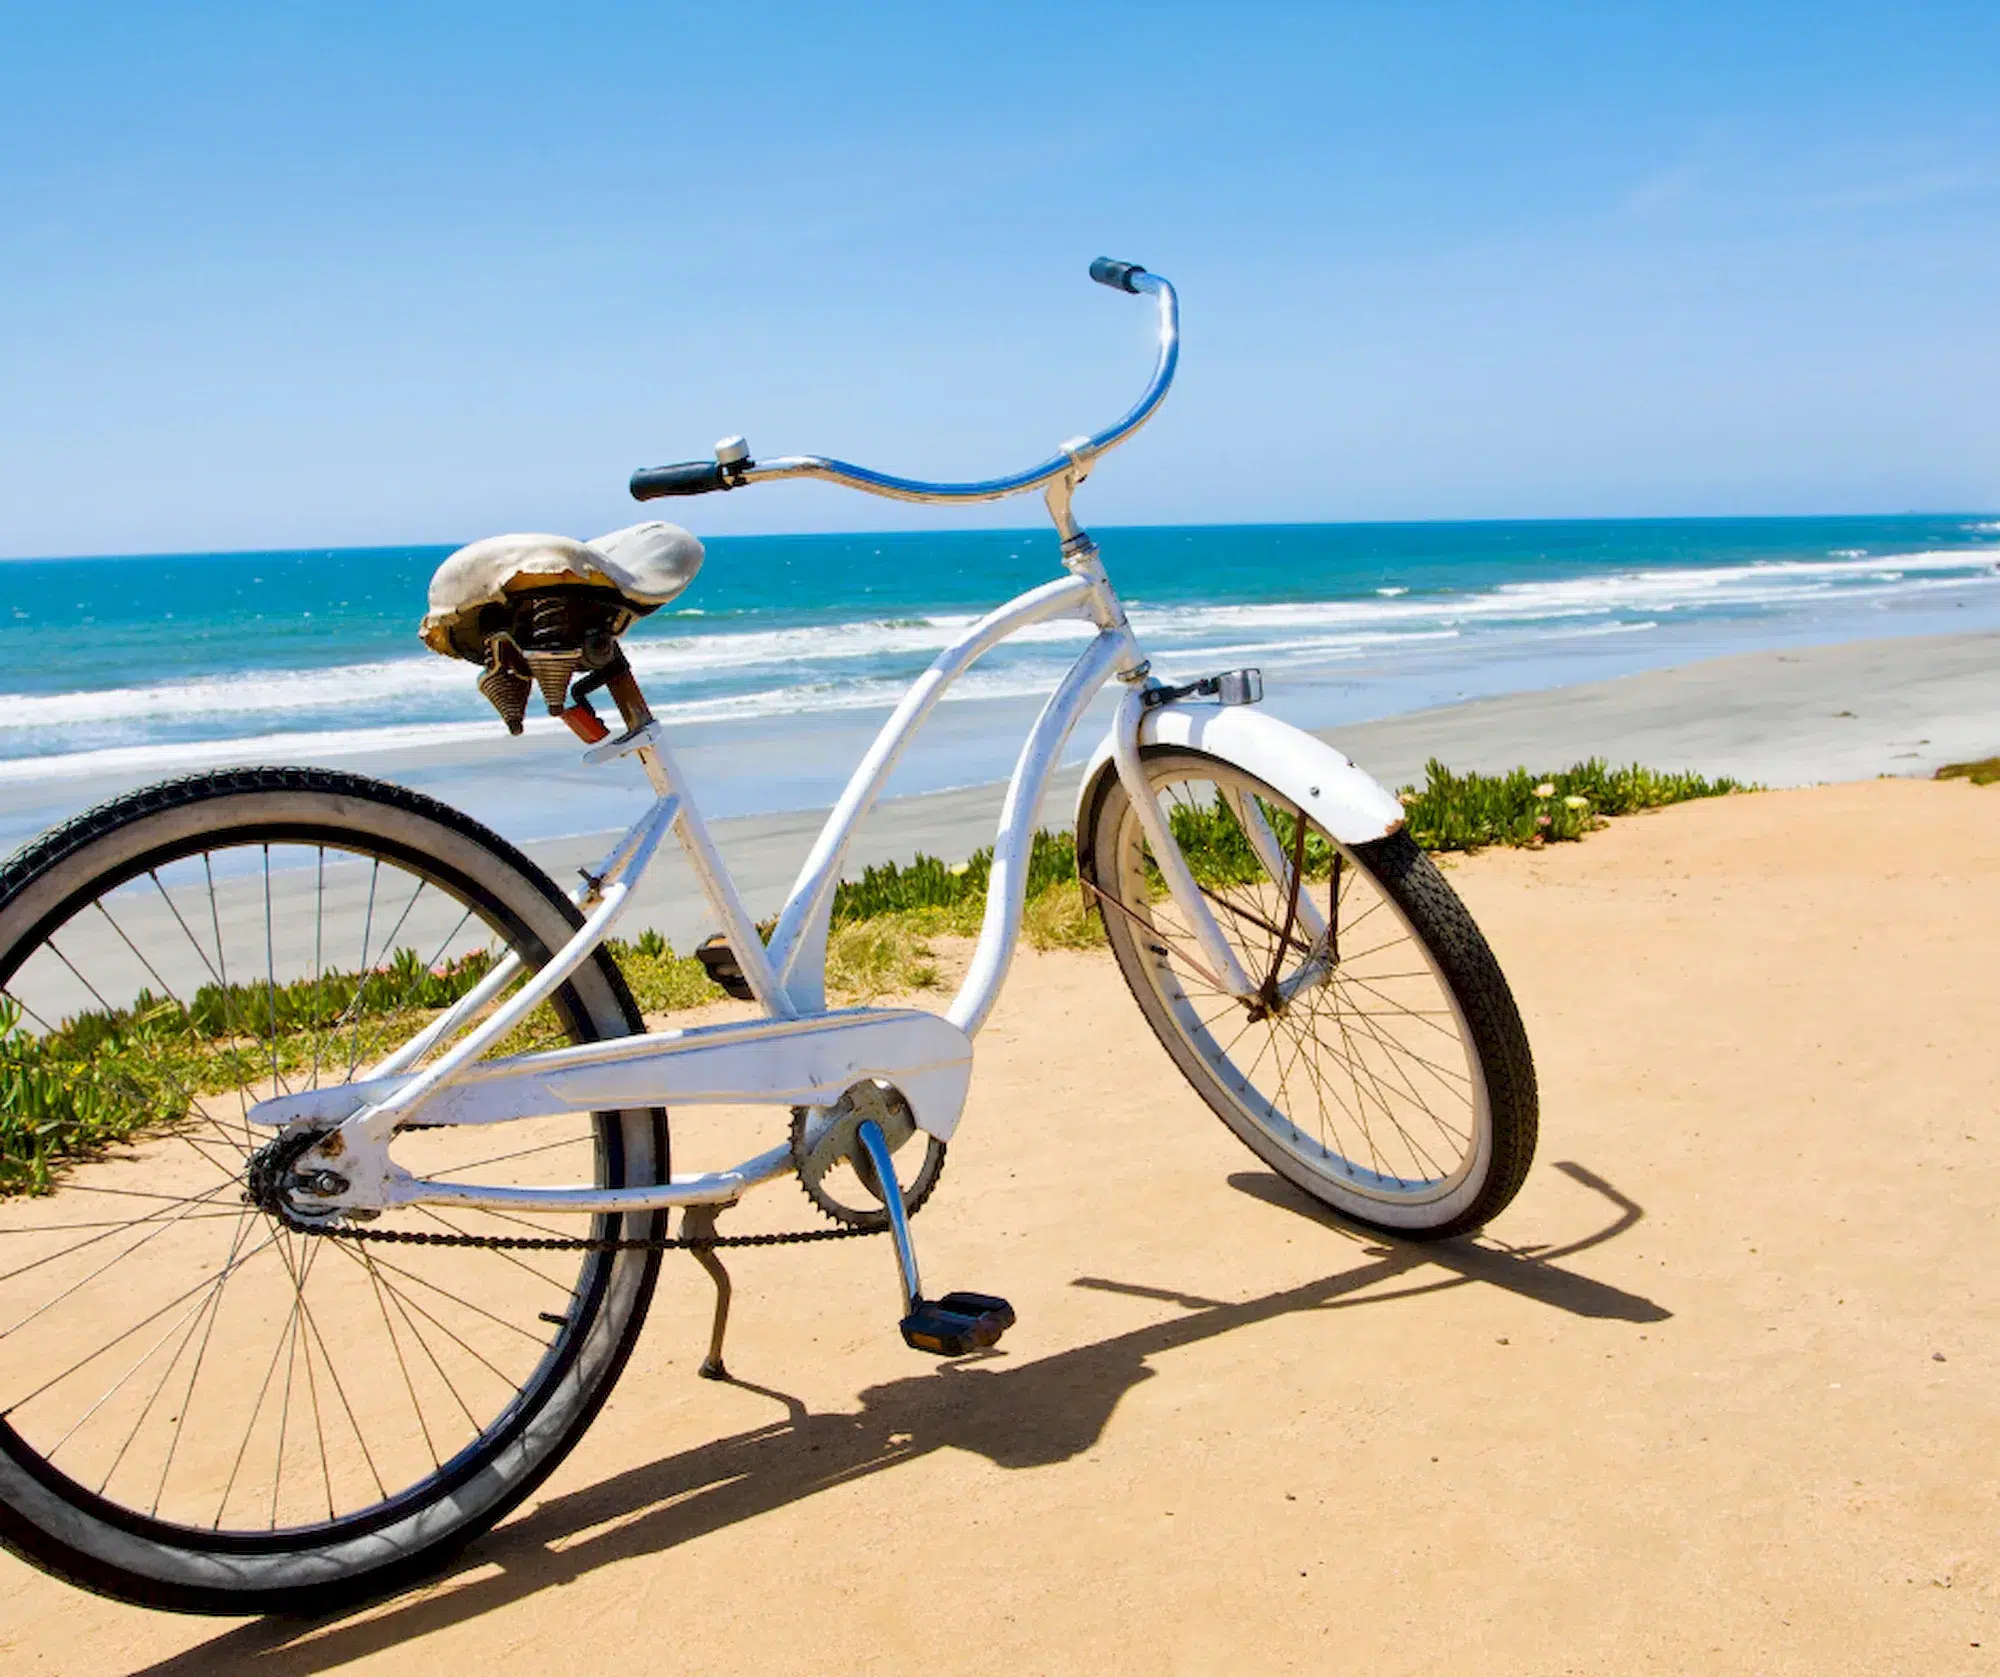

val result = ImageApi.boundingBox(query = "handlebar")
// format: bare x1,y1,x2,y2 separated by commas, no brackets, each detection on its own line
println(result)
1088,257,1148,293
630,258,1177,507
628,460,732,499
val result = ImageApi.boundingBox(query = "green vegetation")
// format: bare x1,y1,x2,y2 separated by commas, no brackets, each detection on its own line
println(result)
1398,757,1752,853
0,757,1747,1191
0,950,516,1195
601,932,728,1014
0,997,190,1194
830,826,1078,922
1937,757,2000,786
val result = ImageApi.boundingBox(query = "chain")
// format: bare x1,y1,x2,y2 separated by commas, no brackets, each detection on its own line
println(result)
263,1120,891,1254
294,1217,885,1253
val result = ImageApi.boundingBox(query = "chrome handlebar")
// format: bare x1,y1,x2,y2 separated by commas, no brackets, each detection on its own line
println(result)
630,261,1178,508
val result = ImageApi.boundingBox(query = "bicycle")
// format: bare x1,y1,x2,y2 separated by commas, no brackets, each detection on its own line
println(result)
0,259,1537,1613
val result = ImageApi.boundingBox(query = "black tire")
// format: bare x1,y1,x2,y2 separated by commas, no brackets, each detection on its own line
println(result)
0,769,667,1613
1083,747,1536,1238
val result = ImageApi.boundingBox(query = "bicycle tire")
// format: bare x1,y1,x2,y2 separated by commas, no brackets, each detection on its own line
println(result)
0,768,667,1614
1082,746,1536,1238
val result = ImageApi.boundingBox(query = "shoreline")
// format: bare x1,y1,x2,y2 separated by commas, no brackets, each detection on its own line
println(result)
514,628,2000,948
1,630,1994,956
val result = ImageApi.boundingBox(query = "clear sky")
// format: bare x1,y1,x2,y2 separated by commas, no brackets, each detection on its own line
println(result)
2,1,1996,557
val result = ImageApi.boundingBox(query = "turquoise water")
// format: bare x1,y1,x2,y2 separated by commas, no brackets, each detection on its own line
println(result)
3,515,1998,800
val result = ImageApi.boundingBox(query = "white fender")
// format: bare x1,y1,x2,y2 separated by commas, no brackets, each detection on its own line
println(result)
1074,700,1406,849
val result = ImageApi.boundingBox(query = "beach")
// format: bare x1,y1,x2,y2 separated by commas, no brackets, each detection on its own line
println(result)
3,628,1996,958
3,513,1996,869
0,624,1995,1673
10,3,1999,1664
5,767,1996,1673
503,628,2000,949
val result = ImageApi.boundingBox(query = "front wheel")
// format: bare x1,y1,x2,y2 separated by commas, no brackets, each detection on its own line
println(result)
1083,747,1537,1238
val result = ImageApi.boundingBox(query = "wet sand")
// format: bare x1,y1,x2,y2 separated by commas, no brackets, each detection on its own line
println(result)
516,629,2000,949
14,629,2000,977
4,773,1999,1673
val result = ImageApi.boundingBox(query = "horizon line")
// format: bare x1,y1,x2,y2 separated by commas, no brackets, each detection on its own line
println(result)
2,507,1994,567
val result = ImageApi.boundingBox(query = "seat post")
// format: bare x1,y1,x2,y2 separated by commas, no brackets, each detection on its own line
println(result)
604,657,655,733
559,646,656,744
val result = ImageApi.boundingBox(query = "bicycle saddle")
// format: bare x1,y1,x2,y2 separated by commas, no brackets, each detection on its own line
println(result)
419,522,703,662
421,522,703,733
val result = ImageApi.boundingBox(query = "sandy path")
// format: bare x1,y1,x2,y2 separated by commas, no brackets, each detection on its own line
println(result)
4,775,1997,1674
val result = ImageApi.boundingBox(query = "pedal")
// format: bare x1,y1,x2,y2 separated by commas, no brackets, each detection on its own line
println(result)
900,1292,1016,1357
694,934,756,1001
850,1115,1013,1358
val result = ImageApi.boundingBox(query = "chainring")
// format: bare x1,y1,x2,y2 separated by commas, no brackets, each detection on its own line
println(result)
788,1080,946,1229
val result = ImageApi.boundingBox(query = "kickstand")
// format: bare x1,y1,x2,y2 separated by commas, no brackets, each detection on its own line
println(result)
680,1204,732,1381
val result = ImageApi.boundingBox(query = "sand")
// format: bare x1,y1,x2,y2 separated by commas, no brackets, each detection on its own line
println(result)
4,772,1998,1673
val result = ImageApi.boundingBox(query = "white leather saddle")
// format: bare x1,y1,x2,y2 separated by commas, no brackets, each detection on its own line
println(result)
420,521,704,662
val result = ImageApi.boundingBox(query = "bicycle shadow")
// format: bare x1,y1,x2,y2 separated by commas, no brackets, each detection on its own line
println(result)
129,1159,1664,1675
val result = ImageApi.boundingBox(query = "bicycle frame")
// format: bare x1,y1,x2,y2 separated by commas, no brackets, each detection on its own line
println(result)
248,560,1263,1212
248,262,1277,1220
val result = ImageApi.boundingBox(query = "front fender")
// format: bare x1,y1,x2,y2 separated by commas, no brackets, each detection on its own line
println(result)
1073,701,1406,849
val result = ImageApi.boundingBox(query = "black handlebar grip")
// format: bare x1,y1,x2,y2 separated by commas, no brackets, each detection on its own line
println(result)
630,460,730,500
1089,257,1148,294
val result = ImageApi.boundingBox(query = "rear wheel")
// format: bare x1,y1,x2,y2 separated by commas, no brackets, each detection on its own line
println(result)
0,769,667,1613
1084,747,1536,1238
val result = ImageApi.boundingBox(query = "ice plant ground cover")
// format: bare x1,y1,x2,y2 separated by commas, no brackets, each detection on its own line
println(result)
1936,756,2000,786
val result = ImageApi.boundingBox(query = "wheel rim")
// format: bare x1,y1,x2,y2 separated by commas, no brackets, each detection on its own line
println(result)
1106,759,1491,1213
0,826,635,1546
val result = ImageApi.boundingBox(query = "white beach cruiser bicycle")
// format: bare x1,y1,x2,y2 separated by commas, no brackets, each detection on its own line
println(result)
0,261,1535,1612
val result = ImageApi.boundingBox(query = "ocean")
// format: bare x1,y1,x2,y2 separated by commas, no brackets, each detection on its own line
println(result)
4,515,1998,845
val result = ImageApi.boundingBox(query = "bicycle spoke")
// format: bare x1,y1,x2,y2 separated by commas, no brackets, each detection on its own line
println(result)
310,848,328,1090
347,861,380,1080
46,1278,233,1466
7,1227,283,1419
0,1180,238,1321
341,1244,553,1350
148,1208,258,1516
1114,760,1484,1204
416,1207,578,1292
421,1132,594,1180
344,1248,483,1432
213,1238,308,1530
1332,971,1465,1039
1328,989,1473,1088
0,814,622,1547
1326,1001,1449,1181
95,1208,254,1499
263,846,289,1101
360,1249,443,1471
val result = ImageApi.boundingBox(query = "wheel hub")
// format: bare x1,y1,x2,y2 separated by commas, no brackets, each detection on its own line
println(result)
243,1128,348,1226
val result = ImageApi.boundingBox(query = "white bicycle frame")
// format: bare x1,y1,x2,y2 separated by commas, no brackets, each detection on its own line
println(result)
249,263,1370,1223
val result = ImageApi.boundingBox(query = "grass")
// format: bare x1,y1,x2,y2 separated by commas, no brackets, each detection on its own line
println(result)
1937,757,2000,786
0,950,523,1195
603,930,733,1014
0,756,1746,1190
1397,757,1753,852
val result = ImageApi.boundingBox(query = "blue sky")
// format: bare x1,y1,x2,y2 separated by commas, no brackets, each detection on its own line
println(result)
2,1,1996,556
